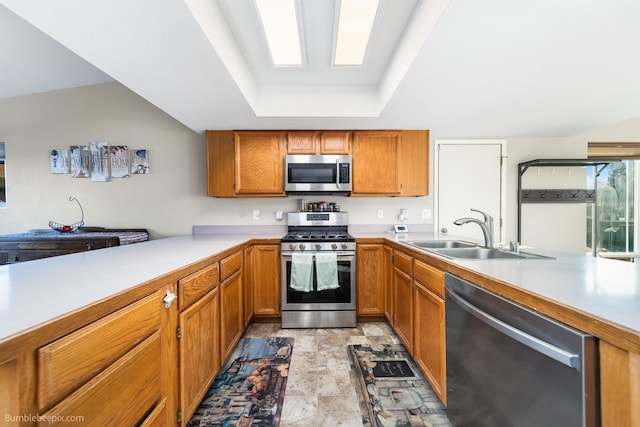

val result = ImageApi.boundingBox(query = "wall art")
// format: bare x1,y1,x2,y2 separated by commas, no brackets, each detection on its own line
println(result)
131,149,150,174
110,145,130,178
50,149,70,174
70,145,90,178
90,141,109,182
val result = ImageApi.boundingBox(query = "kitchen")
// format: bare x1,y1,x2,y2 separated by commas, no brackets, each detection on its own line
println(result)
1,1,640,426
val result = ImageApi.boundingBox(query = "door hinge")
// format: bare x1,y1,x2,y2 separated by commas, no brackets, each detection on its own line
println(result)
176,326,182,339
177,410,182,423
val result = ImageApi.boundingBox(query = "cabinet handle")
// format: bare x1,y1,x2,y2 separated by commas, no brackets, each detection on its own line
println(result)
163,290,178,308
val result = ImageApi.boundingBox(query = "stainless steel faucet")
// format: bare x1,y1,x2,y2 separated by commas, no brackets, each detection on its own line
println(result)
453,208,494,248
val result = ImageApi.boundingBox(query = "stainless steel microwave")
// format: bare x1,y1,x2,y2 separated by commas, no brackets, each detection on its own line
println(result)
285,154,352,195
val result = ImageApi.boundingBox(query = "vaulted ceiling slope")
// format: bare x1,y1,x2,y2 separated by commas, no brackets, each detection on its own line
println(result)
1,0,640,138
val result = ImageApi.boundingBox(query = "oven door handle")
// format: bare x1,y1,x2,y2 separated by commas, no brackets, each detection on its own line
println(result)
281,252,355,260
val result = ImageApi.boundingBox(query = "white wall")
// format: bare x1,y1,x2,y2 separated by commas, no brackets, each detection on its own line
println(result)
504,137,587,252
0,82,433,238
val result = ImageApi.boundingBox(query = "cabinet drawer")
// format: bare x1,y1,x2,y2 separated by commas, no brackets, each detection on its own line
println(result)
393,250,413,276
38,292,161,410
414,260,445,298
42,332,162,426
220,251,242,281
179,263,219,310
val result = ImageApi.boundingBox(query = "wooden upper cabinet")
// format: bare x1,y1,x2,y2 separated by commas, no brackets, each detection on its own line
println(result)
352,130,429,196
286,131,351,154
235,131,286,196
399,130,429,196
206,130,286,197
352,131,401,195
207,129,426,197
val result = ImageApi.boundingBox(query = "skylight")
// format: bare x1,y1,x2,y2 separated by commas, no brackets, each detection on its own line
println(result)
334,0,380,66
255,0,303,66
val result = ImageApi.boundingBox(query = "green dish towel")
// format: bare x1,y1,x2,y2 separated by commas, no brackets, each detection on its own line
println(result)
315,252,339,291
290,253,313,292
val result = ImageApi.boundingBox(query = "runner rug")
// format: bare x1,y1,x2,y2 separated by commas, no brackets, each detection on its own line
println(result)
347,344,452,427
187,337,294,427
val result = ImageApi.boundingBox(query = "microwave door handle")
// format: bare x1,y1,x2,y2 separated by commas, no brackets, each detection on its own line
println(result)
336,159,341,189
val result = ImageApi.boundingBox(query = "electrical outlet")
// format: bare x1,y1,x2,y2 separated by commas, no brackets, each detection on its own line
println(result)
377,209,384,219
252,209,260,220
422,208,432,219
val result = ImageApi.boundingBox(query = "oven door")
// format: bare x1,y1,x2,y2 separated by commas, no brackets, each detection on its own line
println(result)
281,252,356,311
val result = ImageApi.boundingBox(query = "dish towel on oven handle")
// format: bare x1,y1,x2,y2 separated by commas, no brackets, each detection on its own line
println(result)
315,252,339,291
290,252,313,292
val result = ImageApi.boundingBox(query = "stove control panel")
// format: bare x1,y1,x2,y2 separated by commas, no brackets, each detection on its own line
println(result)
282,241,356,252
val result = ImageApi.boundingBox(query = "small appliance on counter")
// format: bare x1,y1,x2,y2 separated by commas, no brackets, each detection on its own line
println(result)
280,212,356,328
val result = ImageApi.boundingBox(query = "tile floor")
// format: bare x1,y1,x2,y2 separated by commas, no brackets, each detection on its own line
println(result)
242,321,422,427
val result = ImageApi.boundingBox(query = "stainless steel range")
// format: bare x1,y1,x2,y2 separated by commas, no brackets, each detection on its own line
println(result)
281,212,356,328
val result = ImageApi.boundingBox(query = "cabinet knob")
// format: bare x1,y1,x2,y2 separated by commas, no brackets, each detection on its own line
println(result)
86,243,95,250
163,290,178,308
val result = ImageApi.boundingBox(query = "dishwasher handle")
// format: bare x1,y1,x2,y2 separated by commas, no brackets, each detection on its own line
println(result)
446,287,581,370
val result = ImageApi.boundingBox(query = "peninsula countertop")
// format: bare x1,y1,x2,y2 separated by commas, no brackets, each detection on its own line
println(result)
1,229,639,352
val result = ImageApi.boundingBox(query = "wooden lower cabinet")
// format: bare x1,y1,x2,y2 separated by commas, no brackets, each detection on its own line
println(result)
600,340,640,426
220,270,244,362
356,243,385,316
179,288,220,426
36,288,174,426
392,251,414,353
383,245,394,323
177,262,221,426
243,246,255,326
251,244,281,317
413,260,446,405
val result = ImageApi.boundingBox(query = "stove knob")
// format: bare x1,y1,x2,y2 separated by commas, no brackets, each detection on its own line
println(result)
299,244,305,250
331,243,338,250
289,243,296,250
341,243,348,250
315,244,322,250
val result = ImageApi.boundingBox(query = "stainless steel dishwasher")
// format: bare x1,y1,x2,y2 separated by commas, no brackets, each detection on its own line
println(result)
445,273,598,427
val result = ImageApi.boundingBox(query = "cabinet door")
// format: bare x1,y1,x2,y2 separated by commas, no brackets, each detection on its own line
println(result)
206,130,235,197
383,245,394,323
414,282,446,405
252,244,281,316
179,288,220,426
393,267,413,353
319,131,351,154
39,288,174,426
398,130,429,196
243,246,255,327
220,270,244,361
352,131,400,195
287,131,318,154
235,131,286,196
356,244,385,316
600,341,640,427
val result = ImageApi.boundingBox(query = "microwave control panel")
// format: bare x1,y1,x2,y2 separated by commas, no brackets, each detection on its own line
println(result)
339,163,350,183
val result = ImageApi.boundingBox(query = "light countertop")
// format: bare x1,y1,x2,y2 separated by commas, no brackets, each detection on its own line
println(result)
2,229,639,349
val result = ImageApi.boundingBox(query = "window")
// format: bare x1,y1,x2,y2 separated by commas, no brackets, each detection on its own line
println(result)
587,143,640,262
0,142,5,207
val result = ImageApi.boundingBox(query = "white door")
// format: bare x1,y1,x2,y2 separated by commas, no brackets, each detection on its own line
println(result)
436,141,504,244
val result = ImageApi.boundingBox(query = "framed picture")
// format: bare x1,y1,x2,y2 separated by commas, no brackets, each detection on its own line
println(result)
50,149,70,174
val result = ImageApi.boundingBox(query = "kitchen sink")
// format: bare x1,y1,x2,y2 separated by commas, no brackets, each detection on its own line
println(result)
429,247,553,260
406,240,477,249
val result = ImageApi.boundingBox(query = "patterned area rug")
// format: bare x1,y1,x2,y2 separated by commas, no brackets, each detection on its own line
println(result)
348,344,452,427
187,337,294,427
